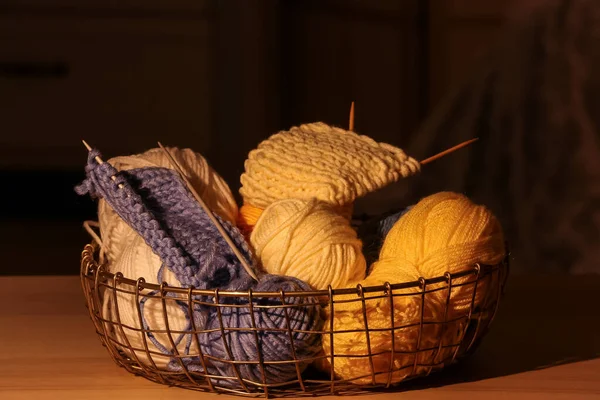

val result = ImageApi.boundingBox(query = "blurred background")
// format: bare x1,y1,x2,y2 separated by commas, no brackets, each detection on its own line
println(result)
0,0,597,275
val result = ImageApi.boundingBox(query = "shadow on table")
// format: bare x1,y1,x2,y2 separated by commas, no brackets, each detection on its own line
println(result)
400,273,600,391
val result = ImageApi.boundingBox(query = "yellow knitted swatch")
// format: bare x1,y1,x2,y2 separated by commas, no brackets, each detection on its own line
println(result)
250,198,366,290
240,122,420,209
98,147,238,262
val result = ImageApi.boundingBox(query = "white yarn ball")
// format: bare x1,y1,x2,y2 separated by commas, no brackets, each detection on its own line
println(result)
102,233,202,368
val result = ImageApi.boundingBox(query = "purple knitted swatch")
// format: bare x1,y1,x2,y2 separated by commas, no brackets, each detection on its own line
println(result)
75,149,255,291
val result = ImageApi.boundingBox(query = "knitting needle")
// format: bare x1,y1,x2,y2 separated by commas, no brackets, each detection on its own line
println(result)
82,140,124,188
157,142,259,282
345,103,476,165
82,139,102,163
420,138,479,166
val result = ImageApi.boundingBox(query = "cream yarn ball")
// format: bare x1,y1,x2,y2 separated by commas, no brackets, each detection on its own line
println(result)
102,233,201,369
250,198,366,290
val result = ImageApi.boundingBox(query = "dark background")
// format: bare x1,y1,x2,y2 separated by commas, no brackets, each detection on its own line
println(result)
0,0,597,275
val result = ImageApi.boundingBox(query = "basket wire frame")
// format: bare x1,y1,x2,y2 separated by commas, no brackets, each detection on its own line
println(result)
80,243,509,398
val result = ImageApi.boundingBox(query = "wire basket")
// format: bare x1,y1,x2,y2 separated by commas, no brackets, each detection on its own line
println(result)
80,242,509,398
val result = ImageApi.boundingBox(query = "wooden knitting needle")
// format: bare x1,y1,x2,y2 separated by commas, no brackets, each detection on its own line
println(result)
420,138,478,166
345,102,476,165
82,140,101,162
157,142,259,282
82,140,124,188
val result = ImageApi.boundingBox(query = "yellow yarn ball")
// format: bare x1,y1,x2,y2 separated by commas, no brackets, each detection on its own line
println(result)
321,263,463,384
380,191,505,314
319,191,504,384
250,198,366,290
98,147,238,262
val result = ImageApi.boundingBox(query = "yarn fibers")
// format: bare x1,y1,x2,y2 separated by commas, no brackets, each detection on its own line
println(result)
98,147,238,263
321,264,458,384
171,275,323,387
237,203,264,237
101,233,198,369
77,148,323,386
380,192,505,314
251,198,366,290
321,192,504,384
240,122,420,209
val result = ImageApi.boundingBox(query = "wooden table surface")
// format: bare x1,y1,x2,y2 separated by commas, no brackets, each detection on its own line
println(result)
1,274,599,400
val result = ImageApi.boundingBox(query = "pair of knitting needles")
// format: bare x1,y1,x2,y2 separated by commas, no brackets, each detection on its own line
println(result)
348,101,478,165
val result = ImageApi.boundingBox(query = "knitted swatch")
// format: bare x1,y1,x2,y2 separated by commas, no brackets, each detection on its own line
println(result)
76,149,255,291
240,122,421,209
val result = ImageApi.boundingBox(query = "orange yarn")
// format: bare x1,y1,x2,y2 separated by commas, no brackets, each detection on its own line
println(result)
237,203,264,237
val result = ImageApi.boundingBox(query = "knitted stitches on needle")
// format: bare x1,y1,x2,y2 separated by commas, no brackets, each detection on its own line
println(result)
240,122,421,209
76,149,256,291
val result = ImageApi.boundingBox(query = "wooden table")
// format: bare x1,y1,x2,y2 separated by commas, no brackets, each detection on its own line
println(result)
1,275,599,399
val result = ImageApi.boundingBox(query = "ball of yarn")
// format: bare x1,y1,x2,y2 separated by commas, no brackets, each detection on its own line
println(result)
250,198,366,290
320,262,462,384
98,147,238,262
98,198,137,261
177,274,323,387
319,192,504,383
240,122,420,210
102,233,200,369
237,203,354,239
380,192,505,313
